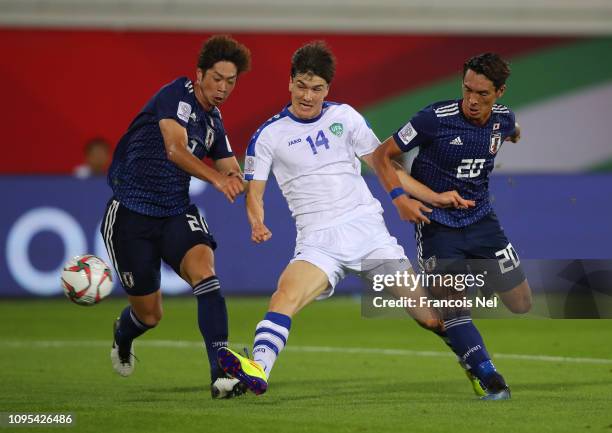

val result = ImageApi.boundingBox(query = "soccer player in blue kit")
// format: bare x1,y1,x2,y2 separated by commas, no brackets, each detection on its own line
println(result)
100,35,250,398
373,53,532,400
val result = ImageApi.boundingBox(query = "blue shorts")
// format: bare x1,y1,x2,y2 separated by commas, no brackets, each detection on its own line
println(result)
100,199,216,296
415,212,525,293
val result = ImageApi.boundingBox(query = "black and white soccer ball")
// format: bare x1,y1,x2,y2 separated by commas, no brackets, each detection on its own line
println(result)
61,255,113,306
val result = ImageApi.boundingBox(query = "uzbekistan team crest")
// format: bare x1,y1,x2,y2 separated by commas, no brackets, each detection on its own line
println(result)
490,132,502,155
329,122,344,137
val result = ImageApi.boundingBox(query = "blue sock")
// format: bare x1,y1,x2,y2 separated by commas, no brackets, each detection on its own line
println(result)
433,328,474,372
115,306,155,357
433,328,454,352
444,316,499,386
252,312,292,378
194,276,228,381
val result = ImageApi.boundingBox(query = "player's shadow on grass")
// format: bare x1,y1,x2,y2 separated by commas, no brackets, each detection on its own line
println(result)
268,378,460,402
146,386,203,394
510,379,612,392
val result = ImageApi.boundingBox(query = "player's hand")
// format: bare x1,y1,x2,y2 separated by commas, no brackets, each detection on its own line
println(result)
394,195,432,224
505,122,521,143
505,132,520,143
225,170,243,179
251,223,272,243
226,170,248,189
433,191,475,209
214,174,244,203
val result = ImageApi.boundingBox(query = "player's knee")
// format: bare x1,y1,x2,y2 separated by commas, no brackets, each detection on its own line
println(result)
136,306,163,327
137,313,161,327
502,282,532,314
181,248,215,287
184,269,215,288
417,318,443,332
180,245,215,287
269,287,301,315
506,295,532,314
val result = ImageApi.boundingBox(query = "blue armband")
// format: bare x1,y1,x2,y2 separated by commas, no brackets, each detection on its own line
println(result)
389,187,406,200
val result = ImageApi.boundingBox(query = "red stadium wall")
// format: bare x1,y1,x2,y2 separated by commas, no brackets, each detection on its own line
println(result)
0,29,568,173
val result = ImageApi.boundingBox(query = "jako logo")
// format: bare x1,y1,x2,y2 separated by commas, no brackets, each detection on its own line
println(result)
288,138,301,146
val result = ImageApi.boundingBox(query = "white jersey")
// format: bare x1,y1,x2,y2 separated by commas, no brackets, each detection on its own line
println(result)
245,102,384,233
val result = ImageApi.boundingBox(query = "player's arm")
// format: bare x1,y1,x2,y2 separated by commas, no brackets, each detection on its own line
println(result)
362,152,464,208
370,138,473,223
392,158,474,209
245,180,272,243
362,151,436,202
159,119,243,203
365,145,432,223
214,156,245,180
506,122,521,143
215,156,247,190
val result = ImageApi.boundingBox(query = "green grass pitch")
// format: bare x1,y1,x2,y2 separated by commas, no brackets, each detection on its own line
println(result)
1,297,611,433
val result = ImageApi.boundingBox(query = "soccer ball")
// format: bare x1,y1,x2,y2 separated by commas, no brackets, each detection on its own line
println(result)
61,255,113,306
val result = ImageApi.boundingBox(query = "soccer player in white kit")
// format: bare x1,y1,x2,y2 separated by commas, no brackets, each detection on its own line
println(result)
218,41,473,395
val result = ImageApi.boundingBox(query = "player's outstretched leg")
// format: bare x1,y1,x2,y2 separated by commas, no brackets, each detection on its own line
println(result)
192,276,246,399
384,264,486,395
218,311,292,395
430,327,487,397
426,282,501,397
111,306,155,376
251,312,291,378
221,261,326,395
444,316,510,400
406,276,487,397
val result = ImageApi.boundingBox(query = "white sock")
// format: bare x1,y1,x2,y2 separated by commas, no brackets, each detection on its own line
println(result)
252,314,291,378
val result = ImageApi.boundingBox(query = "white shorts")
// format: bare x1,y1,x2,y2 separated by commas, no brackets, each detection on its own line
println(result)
290,212,411,299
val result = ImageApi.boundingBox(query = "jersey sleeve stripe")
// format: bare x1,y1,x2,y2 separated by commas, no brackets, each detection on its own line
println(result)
246,111,287,157
436,110,460,117
434,103,459,113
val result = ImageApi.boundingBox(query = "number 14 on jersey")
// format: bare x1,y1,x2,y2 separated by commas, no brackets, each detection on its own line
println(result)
305,130,330,155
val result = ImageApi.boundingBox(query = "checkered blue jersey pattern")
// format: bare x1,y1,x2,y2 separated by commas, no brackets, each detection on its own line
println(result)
108,77,233,217
393,99,516,228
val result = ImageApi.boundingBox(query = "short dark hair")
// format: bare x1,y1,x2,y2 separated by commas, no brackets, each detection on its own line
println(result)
291,41,336,84
84,137,110,154
463,53,511,90
197,35,251,75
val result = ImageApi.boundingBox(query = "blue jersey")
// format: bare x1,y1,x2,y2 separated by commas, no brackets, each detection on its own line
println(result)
393,99,516,228
108,77,233,217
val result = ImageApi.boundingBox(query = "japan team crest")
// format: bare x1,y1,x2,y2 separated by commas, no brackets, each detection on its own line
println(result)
121,272,135,289
490,132,502,155
204,127,215,151
424,256,437,273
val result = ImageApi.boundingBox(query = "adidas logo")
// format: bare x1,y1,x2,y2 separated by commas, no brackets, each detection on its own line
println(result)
450,136,463,145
